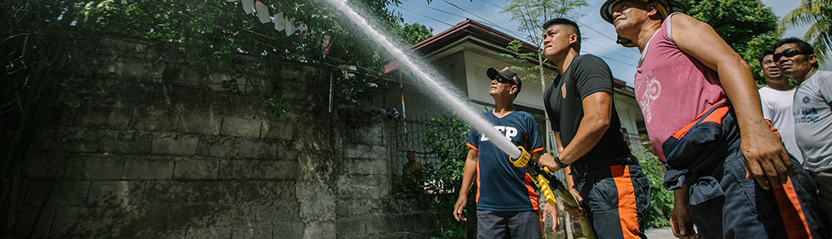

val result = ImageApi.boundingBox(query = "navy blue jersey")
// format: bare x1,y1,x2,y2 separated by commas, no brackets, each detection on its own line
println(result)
466,110,544,211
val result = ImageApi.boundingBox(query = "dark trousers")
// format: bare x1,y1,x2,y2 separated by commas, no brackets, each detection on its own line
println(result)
683,131,831,239
476,210,542,239
662,103,831,238
576,164,651,239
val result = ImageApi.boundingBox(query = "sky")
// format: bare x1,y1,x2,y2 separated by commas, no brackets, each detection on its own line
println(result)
393,0,812,86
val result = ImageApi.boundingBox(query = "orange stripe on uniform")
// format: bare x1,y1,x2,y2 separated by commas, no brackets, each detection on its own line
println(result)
773,178,812,239
612,165,641,239
529,147,545,154
670,99,729,139
475,153,481,204
538,209,545,236
466,143,478,152
524,174,540,210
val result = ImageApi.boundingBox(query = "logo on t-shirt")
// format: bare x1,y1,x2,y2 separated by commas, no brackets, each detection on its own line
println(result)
803,96,811,104
480,126,519,141
637,71,662,124
561,83,567,98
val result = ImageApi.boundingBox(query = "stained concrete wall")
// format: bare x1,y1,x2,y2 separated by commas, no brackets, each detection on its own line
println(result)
10,36,435,239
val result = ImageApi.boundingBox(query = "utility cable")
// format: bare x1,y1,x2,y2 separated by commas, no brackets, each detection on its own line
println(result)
391,5,456,27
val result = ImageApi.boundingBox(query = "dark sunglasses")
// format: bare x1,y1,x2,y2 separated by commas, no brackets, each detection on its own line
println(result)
495,77,516,85
774,49,807,62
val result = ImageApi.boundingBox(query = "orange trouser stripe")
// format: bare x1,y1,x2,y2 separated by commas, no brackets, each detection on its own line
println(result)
612,165,641,239
774,177,812,239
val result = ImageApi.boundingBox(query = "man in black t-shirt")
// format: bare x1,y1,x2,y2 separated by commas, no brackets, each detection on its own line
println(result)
536,18,651,239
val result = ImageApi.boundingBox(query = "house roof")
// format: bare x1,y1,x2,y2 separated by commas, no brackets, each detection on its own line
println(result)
411,19,538,55
383,19,633,92
383,19,538,74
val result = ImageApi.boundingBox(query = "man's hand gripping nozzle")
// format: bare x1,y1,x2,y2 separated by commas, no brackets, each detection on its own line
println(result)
509,146,597,239
509,146,558,206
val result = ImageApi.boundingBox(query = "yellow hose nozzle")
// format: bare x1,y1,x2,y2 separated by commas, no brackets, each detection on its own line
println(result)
536,175,558,206
510,146,531,168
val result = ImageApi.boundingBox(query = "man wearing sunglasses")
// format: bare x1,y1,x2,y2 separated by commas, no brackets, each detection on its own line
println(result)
599,0,830,238
453,67,558,238
774,37,832,220
757,49,802,164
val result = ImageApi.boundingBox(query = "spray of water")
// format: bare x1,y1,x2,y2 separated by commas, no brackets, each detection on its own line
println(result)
323,0,522,158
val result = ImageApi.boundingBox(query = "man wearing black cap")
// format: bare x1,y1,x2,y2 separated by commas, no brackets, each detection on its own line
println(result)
453,67,558,238
600,0,830,238
535,18,651,239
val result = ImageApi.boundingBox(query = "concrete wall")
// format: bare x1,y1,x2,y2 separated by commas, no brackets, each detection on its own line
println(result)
10,36,435,239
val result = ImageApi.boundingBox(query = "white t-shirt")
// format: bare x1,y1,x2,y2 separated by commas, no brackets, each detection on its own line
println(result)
759,87,803,163
793,70,832,172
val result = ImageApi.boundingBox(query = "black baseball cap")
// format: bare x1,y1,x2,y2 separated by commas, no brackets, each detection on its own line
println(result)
487,67,522,94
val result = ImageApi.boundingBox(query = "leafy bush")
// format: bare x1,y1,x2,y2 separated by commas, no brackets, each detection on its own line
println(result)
422,114,474,239
633,146,673,229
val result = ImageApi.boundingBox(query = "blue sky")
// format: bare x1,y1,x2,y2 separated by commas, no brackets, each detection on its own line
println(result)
394,0,811,86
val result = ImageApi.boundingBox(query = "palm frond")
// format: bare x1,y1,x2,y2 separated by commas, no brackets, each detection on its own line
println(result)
778,5,818,34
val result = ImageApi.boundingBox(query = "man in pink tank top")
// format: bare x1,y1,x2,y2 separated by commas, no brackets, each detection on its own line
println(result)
598,0,831,238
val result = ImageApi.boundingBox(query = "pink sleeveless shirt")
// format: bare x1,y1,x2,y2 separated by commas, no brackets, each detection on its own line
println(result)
635,13,727,162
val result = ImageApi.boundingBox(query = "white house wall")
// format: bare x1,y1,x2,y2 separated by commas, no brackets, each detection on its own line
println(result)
367,37,645,144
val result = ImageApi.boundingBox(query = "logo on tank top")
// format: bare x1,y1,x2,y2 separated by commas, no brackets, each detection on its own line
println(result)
637,71,662,123
561,83,567,98
803,96,810,104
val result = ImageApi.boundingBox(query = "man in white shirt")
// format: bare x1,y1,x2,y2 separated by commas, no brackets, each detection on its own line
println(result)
757,49,803,163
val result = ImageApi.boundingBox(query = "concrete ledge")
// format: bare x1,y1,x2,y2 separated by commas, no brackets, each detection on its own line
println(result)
66,155,125,180
86,181,146,206
123,157,174,180
239,140,277,159
151,135,198,156
221,117,262,138
173,159,219,180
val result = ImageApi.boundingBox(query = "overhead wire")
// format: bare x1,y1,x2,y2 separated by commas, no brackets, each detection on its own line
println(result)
399,0,526,38
480,0,504,9
440,0,526,37
575,21,641,56
391,5,455,27
398,0,639,68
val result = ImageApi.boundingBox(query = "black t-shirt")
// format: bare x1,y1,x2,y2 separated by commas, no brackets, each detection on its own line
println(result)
544,55,631,163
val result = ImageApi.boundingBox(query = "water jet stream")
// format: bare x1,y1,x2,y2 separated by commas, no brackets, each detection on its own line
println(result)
323,0,522,159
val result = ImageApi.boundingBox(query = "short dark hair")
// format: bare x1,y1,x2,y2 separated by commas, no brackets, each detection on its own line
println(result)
758,49,774,65
773,37,818,68
543,18,582,52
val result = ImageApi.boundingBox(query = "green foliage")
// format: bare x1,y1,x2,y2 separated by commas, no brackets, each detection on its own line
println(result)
633,147,674,229
422,114,474,238
500,40,554,83
681,0,779,85
397,22,434,46
70,0,407,104
739,32,782,87
267,96,289,119
502,0,588,45
499,0,586,87
780,0,832,62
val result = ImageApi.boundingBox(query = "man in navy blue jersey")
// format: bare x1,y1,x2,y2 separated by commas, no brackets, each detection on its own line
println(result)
452,67,557,238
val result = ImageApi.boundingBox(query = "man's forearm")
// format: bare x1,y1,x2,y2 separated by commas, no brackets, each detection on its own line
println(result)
674,184,689,205
458,158,477,197
717,60,768,133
